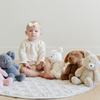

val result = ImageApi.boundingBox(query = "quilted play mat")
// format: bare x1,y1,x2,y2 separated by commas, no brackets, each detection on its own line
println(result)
0,77,96,99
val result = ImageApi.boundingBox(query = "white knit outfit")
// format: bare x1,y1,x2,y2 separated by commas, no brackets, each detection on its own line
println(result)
19,39,46,70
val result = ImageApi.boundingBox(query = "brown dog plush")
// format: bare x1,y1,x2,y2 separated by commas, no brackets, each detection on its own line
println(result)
61,50,85,82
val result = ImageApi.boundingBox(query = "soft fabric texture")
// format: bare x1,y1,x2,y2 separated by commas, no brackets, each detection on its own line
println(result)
0,68,13,88
0,77,96,99
48,47,65,79
72,50,100,87
48,47,63,63
19,39,46,65
61,50,85,81
0,51,26,82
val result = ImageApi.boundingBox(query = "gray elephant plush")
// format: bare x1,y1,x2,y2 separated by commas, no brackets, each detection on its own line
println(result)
0,51,26,82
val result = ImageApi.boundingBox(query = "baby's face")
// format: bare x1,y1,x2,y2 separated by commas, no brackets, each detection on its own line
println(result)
25,26,42,41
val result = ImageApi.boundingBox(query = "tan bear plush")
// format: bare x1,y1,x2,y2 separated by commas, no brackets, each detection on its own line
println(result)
71,50,100,87
61,50,85,81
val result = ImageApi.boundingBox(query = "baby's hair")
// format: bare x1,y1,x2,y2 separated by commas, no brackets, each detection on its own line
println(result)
26,21,42,31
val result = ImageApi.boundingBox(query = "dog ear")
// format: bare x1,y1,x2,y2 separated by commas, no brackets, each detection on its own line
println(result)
64,52,70,63
79,51,85,58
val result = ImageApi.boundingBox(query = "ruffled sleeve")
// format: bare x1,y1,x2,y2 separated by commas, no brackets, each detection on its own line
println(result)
36,41,46,66
19,40,29,63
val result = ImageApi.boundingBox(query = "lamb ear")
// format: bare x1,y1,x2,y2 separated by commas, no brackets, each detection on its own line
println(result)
7,51,15,60
79,51,85,58
57,47,63,53
64,52,70,63
97,54,100,60
85,50,91,57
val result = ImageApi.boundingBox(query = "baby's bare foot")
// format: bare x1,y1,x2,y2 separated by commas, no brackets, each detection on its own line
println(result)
44,73,55,79
39,73,44,78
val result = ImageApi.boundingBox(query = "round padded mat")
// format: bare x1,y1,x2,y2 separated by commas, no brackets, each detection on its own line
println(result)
0,77,96,99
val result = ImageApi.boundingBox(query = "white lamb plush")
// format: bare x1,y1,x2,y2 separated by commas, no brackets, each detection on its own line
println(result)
48,47,65,79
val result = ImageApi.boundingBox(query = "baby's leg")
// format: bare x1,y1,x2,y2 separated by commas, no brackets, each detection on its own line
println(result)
20,66,44,78
44,58,55,79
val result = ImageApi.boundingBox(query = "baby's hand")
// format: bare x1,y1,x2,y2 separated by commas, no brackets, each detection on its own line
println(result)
36,61,43,71
23,63,32,70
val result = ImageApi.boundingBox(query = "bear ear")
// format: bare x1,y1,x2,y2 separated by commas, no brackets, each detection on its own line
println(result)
97,54,100,60
64,52,70,63
85,50,91,57
7,51,15,60
57,47,63,53
79,51,85,58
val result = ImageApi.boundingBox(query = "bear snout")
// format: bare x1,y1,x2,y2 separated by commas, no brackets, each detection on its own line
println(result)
89,63,94,68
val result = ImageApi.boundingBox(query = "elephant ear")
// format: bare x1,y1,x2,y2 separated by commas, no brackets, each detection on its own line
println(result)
85,50,91,57
7,51,15,60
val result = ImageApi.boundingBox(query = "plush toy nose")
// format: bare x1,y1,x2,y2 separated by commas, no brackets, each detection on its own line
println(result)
89,63,94,68
7,62,11,68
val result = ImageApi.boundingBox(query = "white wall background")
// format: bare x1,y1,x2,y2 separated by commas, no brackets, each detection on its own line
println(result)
0,0,100,60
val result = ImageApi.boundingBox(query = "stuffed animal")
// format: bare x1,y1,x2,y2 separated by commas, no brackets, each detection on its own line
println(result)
71,51,100,87
0,51,26,82
0,68,13,88
61,50,85,81
48,47,65,79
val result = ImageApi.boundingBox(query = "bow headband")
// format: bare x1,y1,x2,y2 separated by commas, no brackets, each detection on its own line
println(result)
28,22,39,27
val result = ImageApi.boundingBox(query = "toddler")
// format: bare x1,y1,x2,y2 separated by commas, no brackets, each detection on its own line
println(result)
19,21,54,79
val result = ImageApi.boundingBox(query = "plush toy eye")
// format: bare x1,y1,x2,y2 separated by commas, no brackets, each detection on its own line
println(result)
89,60,90,62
